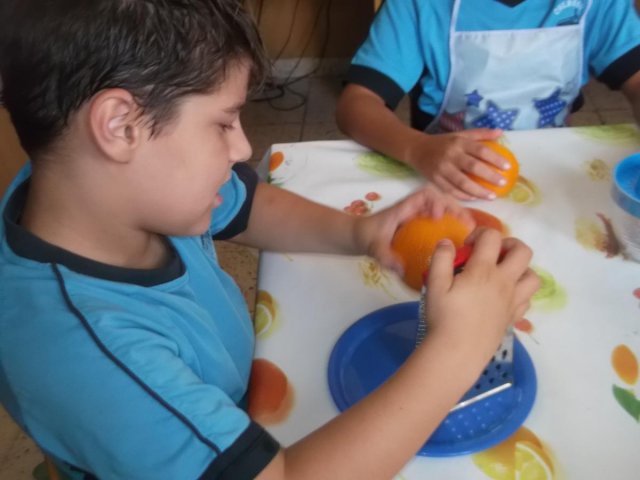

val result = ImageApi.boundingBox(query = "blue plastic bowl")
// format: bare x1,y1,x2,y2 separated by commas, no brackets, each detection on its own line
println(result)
612,153,640,217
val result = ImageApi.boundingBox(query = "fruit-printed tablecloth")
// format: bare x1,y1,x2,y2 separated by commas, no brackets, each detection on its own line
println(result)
250,125,640,480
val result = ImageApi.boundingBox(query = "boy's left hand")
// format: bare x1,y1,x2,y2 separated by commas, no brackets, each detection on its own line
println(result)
354,185,474,275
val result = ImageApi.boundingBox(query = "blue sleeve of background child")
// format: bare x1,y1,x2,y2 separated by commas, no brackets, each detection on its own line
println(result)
586,0,640,83
351,0,425,94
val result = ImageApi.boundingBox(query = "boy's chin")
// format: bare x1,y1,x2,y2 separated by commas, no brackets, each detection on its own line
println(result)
185,223,212,237
164,220,211,238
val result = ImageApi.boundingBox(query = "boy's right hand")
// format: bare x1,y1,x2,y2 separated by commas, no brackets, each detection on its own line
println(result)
423,229,539,368
406,129,511,201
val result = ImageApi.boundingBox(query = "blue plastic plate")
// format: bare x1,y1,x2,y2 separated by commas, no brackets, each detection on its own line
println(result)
327,301,537,457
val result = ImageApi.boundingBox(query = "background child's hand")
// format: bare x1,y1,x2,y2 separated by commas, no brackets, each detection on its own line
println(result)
406,129,511,201
355,185,474,274
424,230,539,368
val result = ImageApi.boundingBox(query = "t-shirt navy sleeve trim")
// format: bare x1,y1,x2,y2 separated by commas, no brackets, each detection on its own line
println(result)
598,45,640,90
199,422,279,480
212,163,258,241
345,64,406,110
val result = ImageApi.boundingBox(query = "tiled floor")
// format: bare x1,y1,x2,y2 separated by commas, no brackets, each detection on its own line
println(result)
0,75,636,479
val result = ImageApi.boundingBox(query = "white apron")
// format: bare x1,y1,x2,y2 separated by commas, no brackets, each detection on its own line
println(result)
429,0,592,133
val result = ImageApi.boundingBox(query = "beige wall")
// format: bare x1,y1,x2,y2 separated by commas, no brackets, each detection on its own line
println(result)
0,109,27,196
245,0,374,59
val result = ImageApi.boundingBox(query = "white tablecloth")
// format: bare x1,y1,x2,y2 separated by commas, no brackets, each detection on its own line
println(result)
251,125,640,480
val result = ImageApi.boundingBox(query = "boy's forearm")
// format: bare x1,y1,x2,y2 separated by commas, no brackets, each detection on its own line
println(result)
336,85,426,169
259,333,483,480
233,183,362,255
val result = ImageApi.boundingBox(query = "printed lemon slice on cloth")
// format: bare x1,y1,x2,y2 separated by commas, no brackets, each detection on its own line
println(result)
509,176,542,206
583,158,611,181
531,267,567,312
472,427,544,480
574,124,640,145
515,441,554,480
254,290,280,339
357,152,416,178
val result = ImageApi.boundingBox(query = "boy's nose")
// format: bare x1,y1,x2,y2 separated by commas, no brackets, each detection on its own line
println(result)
231,126,252,164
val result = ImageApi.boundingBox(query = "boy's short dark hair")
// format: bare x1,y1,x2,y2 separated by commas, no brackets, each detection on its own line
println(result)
0,0,268,157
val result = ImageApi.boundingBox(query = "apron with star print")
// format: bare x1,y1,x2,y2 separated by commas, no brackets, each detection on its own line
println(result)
428,0,592,133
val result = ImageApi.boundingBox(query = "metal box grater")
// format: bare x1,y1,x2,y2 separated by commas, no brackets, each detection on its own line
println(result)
416,273,514,411
451,328,514,411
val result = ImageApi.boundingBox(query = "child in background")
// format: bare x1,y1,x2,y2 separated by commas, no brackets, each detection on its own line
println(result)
336,0,640,200
0,1,538,479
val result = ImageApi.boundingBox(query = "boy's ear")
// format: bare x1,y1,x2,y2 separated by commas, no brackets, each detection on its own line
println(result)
88,89,145,163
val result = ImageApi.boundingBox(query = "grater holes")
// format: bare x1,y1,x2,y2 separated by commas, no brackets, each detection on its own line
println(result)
501,349,508,359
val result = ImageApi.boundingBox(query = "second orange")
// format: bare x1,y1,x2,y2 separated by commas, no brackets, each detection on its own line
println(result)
468,140,519,197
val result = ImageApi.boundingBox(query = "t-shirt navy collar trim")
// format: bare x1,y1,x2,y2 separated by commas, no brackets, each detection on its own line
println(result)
497,0,525,6
4,180,185,287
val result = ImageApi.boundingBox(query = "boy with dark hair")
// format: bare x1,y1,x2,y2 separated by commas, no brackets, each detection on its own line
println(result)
337,0,640,200
0,1,538,479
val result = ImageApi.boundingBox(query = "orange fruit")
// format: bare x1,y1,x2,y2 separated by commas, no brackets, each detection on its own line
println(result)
468,207,508,235
269,151,285,172
612,344,638,385
468,140,520,197
391,214,471,291
247,358,294,425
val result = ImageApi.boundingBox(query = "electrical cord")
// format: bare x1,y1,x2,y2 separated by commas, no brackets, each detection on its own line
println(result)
251,0,333,112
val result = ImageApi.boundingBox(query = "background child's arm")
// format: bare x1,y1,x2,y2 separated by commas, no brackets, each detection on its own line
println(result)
622,70,640,126
335,84,508,200
255,231,539,480
232,181,472,273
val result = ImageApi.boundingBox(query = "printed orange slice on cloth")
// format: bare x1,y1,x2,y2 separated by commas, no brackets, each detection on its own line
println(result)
248,359,294,425
269,151,285,172
612,344,638,385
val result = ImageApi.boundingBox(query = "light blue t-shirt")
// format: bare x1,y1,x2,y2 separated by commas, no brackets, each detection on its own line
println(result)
349,0,640,125
0,164,278,479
